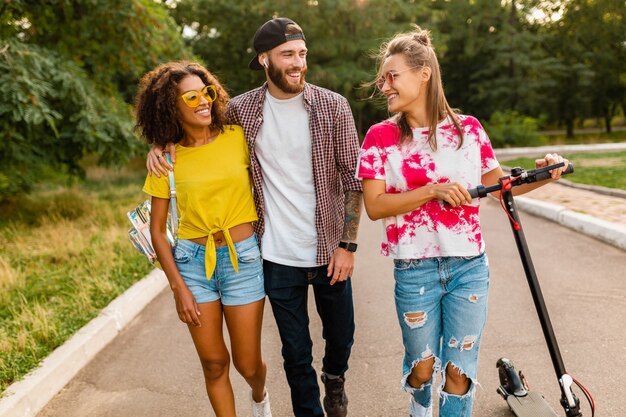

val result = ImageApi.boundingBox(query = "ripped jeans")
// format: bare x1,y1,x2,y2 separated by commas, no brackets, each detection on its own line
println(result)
394,253,489,417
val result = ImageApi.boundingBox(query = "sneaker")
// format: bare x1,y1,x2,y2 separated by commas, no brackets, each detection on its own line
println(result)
409,396,432,417
251,389,272,417
321,374,348,417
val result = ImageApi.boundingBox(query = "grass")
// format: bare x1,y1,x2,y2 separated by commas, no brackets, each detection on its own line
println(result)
537,129,626,145
0,158,154,394
501,150,626,190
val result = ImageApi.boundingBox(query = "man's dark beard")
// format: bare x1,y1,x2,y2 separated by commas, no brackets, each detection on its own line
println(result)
267,60,306,94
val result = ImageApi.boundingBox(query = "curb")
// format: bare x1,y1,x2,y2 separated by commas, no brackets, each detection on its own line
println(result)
0,269,168,417
512,196,626,251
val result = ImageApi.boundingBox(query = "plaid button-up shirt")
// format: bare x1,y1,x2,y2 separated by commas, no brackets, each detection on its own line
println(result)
226,82,362,265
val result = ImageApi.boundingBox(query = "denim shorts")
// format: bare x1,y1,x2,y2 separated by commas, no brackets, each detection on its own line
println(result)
173,234,265,306
393,253,489,416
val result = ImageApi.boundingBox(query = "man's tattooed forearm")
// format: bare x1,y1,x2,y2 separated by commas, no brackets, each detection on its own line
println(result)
342,190,363,241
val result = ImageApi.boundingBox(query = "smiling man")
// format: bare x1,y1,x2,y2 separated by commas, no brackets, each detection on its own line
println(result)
227,17,363,417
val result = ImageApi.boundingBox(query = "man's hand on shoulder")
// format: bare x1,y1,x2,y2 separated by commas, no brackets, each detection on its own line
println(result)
147,144,176,177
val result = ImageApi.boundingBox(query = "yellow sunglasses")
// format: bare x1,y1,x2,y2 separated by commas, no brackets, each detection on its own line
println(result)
179,85,217,108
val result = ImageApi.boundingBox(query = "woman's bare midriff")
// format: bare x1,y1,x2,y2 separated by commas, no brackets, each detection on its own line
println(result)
188,222,254,247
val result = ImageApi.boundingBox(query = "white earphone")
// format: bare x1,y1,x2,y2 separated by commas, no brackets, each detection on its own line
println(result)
263,58,268,68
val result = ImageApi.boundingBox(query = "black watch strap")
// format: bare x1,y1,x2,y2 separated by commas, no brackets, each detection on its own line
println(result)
338,241,358,252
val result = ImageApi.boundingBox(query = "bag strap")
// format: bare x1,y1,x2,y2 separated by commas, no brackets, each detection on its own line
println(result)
164,153,178,236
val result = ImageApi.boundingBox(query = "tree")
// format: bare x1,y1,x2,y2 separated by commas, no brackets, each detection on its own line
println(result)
434,0,555,120
539,1,595,137
0,0,190,201
565,0,626,133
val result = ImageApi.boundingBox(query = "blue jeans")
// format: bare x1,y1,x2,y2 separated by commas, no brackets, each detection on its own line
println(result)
394,254,490,417
173,234,265,306
264,260,355,417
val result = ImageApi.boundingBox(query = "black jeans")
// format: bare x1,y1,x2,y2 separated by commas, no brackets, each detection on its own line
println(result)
264,260,355,417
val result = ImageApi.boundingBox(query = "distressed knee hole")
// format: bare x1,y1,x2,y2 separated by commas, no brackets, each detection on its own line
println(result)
440,361,478,399
468,294,479,303
407,353,437,388
443,362,471,393
404,311,427,328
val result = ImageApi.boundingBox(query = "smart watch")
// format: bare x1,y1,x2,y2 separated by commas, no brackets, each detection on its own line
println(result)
338,241,358,252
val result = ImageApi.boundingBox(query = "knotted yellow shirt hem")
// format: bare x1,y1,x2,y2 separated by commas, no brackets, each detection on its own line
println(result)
203,228,239,280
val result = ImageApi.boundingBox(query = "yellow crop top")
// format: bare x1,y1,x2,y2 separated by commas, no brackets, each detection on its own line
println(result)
142,125,258,279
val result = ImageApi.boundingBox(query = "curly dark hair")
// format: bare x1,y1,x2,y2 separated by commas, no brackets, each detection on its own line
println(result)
134,61,230,148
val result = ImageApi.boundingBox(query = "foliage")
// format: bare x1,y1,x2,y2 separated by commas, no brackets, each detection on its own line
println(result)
434,0,554,121
1,0,190,100
0,39,140,199
423,0,625,137
538,0,596,137
0,0,624,203
169,0,625,139
563,0,626,133
0,0,191,202
484,110,544,148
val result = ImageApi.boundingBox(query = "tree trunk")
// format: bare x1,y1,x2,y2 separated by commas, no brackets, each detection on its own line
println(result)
509,0,518,110
566,119,575,138
604,105,614,134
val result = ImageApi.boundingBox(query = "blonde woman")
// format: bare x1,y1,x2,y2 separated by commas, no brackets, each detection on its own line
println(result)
357,28,568,417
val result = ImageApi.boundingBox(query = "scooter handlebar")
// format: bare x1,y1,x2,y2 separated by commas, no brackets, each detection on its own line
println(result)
468,162,574,199
533,162,574,182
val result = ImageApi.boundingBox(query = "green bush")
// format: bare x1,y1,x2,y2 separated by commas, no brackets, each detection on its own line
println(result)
0,0,191,203
0,40,140,202
484,111,546,148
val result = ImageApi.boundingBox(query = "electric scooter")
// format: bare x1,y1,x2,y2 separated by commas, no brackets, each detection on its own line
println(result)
466,163,595,417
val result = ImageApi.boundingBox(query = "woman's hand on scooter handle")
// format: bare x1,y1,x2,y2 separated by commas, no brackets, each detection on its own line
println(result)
431,182,473,207
534,153,570,180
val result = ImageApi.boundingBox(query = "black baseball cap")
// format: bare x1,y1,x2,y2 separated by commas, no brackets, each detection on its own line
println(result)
248,17,306,70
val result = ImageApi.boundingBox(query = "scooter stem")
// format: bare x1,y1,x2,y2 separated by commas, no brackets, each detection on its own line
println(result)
501,188,582,417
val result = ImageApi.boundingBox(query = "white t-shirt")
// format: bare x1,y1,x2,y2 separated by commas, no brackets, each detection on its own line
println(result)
357,115,500,259
255,92,319,267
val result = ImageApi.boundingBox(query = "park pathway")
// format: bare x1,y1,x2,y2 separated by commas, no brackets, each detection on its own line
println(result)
38,198,625,416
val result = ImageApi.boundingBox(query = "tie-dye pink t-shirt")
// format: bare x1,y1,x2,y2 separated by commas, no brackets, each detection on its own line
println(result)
357,116,499,259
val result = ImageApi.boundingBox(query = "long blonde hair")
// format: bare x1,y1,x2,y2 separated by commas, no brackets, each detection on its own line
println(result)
377,26,463,150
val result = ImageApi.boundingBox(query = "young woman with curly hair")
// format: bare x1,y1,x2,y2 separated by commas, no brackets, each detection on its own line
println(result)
135,61,272,417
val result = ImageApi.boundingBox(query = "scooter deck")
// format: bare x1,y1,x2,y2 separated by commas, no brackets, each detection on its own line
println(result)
506,391,559,417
